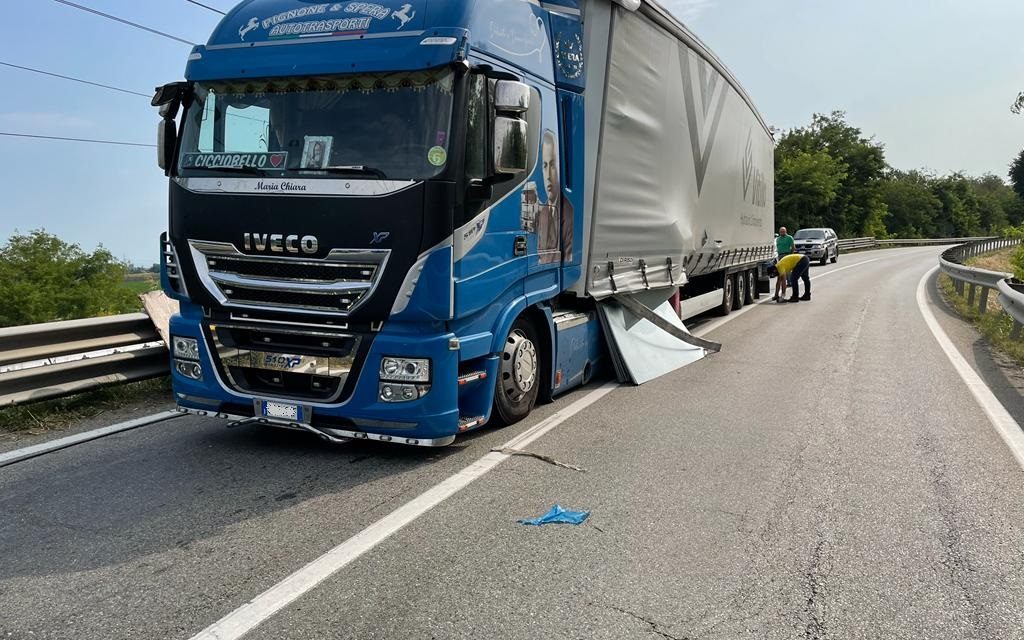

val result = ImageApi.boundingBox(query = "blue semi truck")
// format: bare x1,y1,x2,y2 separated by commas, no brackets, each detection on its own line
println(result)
154,0,775,446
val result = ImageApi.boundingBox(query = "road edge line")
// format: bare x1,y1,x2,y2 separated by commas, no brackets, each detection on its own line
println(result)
0,410,184,469
916,266,1024,469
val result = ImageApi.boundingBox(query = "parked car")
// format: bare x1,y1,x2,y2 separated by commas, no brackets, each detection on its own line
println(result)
794,228,838,265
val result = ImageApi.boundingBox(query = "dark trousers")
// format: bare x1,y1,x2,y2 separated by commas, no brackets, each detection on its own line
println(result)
788,256,811,298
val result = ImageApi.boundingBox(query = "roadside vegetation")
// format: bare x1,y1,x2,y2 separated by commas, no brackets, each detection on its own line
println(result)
0,377,171,437
938,243,1024,366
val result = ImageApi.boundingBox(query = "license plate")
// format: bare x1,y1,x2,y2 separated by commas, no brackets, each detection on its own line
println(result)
261,400,302,422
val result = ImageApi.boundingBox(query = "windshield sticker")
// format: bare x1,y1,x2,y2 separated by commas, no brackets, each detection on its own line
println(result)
182,152,287,170
301,136,334,169
427,146,447,167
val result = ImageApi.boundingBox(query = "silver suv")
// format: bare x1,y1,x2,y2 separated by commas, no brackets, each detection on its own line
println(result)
794,228,838,265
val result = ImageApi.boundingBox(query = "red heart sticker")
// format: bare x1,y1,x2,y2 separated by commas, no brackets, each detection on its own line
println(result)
269,154,285,168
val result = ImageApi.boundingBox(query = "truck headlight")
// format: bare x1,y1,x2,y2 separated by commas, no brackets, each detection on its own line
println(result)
379,357,430,382
172,336,200,361
379,382,430,403
175,359,203,380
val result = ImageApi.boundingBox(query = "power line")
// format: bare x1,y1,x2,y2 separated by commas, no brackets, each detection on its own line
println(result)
0,61,150,98
184,0,225,15
0,132,156,148
52,0,196,46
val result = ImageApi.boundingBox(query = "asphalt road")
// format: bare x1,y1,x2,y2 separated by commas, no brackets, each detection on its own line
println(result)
3,246,1024,640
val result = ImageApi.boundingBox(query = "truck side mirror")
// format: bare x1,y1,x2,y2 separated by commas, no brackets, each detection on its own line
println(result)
157,119,177,172
153,82,188,173
493,80,530,113
494,117,528,174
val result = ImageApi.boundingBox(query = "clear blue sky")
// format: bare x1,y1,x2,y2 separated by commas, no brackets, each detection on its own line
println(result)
1,0,1022,265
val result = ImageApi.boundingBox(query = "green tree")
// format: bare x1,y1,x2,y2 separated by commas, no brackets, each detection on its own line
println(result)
774,149,846,231
1010,150,1024,202
775,111,888,237
880,170,943,238
0,230,139,327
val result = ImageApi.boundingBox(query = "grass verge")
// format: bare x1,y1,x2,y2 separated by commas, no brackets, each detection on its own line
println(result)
965,247,1015,274
938,274,1024,366
0,377,171,436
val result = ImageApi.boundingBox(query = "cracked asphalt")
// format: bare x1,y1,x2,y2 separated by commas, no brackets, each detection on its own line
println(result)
3,247,1024,639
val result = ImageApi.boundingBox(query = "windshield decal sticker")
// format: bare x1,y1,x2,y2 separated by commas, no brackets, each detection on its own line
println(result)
392,4,415,30
301,136,333,169
182,152,288,170
427,146,447,167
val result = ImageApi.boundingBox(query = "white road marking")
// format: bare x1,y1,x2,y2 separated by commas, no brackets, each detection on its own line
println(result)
189,382,620,640
189,251,906,640
916,266,1024,469
0,410,182,469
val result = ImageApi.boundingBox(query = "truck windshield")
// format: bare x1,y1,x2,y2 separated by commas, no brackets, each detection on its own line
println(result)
177,69,455,180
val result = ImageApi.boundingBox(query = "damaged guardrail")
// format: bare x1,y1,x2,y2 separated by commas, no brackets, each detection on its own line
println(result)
939,237,1024,336
0,313,167,407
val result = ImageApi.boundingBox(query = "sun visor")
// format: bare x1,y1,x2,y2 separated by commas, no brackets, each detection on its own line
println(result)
186,29,466,82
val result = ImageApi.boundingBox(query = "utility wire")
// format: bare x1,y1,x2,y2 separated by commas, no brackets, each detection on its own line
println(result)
0,61,150,98
184,0,225,15
52,0,196,46
0,132,156,148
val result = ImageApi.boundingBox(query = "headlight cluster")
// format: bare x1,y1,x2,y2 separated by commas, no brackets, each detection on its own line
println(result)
172,336,203,381
379,357,430,403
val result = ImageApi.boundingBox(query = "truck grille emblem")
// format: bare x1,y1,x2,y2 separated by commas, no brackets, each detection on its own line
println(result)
243,233,318,255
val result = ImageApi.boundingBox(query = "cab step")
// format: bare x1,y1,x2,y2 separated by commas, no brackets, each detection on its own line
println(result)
458,415,486,432
458,371,488,386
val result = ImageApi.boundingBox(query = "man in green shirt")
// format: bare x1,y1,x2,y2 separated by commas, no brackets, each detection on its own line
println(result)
773,227,795,300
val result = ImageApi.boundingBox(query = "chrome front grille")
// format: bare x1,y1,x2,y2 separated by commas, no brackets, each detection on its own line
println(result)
209,323,361,402
189,240,389,316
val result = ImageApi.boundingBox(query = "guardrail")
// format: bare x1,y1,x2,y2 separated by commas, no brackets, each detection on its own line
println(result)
837,236,998,252
938,237,1024,336
0,313,167,407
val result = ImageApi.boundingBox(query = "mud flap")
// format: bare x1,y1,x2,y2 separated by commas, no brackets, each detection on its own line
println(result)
597,290,721,385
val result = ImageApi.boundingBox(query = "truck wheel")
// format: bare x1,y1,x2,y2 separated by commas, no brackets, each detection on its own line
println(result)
717,274,734,316
830,248,838,264
819,252,828,266
491,317,541,427
743,270,756,305
732,273,745,310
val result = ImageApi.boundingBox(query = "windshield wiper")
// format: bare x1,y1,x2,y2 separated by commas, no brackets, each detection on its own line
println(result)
304,165,388,179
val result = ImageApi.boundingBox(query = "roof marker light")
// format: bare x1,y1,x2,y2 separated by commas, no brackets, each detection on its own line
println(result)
420,36,458,46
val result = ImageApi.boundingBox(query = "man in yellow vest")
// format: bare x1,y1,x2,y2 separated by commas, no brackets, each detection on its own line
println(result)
772,253,811,303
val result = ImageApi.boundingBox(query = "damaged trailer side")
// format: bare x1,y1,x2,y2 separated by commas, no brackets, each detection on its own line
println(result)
579,0,775,384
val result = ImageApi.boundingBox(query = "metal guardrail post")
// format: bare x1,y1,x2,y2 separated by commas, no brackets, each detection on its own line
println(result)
967,284,976,307
978,287,991,314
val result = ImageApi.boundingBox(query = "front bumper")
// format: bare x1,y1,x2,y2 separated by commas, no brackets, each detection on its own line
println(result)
797,246,827,258
167,311,463,444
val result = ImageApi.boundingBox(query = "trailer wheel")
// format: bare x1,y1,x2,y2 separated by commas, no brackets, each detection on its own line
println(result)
743,270,756,305
491,317,541,427
732,273,745,310
717,274,734,316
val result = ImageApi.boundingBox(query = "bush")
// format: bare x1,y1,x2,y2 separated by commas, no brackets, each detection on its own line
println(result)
0,230,140,327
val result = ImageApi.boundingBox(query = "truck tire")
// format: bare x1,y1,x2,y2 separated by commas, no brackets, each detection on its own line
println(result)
831,247,838,264
717,273,734,316
491,317,541,427
732,273,744,310
743,270,756,305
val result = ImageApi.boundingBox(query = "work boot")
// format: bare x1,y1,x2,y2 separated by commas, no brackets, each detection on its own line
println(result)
800,293,811,301
788,296,800,303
